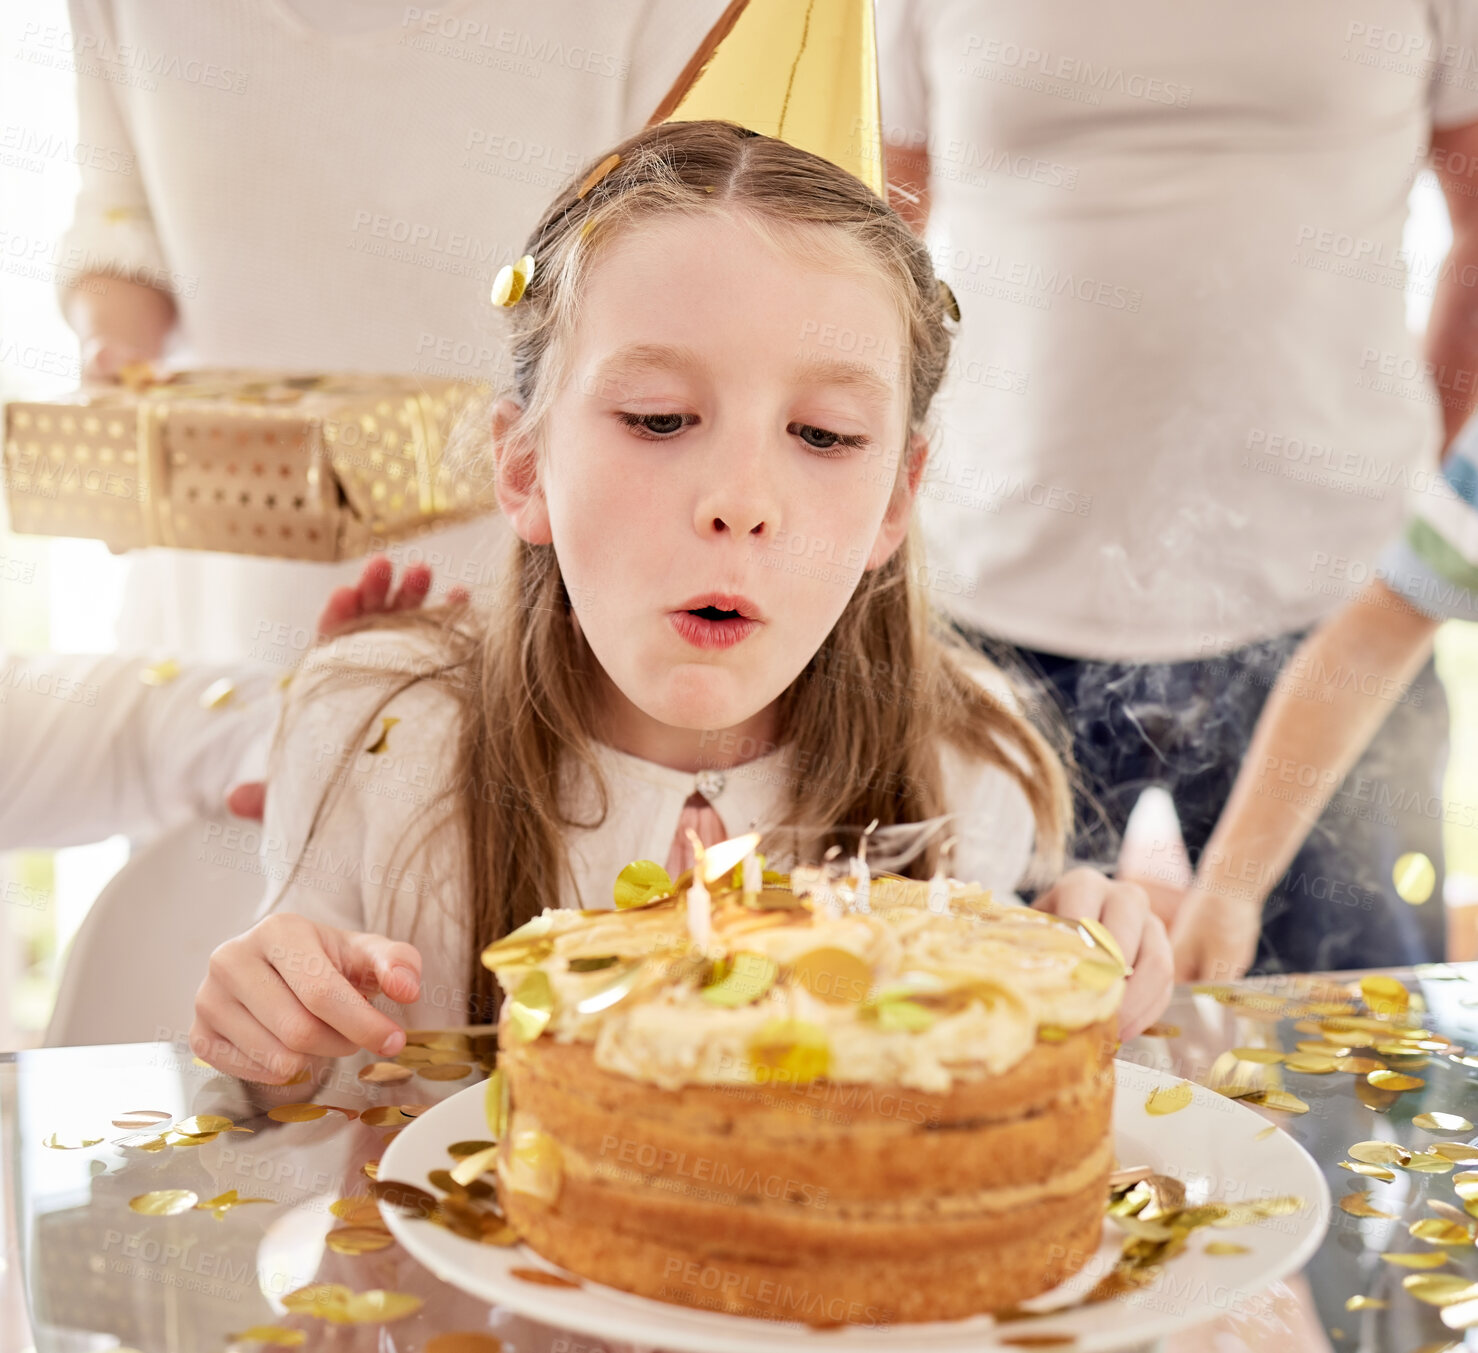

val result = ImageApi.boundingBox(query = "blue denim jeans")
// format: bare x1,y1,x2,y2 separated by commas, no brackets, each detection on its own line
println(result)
953,624,1450,974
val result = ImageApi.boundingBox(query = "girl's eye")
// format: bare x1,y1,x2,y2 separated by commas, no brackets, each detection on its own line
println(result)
618,412,693,438
788,422,870,457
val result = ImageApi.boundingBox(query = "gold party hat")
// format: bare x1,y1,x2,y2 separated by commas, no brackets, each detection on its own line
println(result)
649,0,884,197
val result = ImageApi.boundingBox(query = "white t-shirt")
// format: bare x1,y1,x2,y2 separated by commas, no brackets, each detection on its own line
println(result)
257,629,1039,1029
60,0,728,661
879,0,1478,661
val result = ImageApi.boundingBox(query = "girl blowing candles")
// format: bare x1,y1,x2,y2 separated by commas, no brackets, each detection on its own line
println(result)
191,122,1174,1082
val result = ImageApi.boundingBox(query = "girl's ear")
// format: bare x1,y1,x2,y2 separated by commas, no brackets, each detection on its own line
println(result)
491,397,553,545
865,431,929,570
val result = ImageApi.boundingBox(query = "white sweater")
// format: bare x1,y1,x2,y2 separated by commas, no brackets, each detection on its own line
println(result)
257,628,1039,1029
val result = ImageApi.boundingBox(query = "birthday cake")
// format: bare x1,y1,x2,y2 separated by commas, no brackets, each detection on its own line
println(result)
482,855,1125,1325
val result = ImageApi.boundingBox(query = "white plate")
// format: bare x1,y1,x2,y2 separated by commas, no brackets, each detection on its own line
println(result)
379,1060,1331,1352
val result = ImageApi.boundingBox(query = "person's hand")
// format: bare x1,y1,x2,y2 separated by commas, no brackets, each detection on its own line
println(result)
226,554,469,820
1030,867,1174,1043
315,552,470,639
190,913,422,1084
79,337,159,383
1168,884,1262,984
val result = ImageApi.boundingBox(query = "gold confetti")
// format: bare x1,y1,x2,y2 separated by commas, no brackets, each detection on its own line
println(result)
129,1189,199,1216
1349,1141,1411,1166
1382,1251,1450,1268
1442,1298,1478,1330
110,1109,171,1130
937,278,962,323
370,1179,439,1219
1340,1192,1398,1219
503,1127,562,1203
42,1133,103,1149
450,1145,501,1187
1416,1113,1475,1132
1336,1055,1386,1074
1254,1089,1310,1115
329,1195,382,1224
997,1338,1076,1349
1394,852,1437,905
138,659,181,686
1254,1124,1279,1141
510,1267,581,1288
199,677,235,710
1411,1218,1476,1245
1205,1241,1250,1255
702,951,779,1007
1345,1296,1388,1310
508,970,555,1042
490,254,536,308
228,1328,306,1348
447,1139,498,1160
1284,1052,1338,1074
1436,1144,1478,1163
1141,1022,1181,1038
748,1018,829,1085
1145,1083,1194,1115
1340,1161,1396,1182
1405,1274,1478,1305
173,1114,240,1136
1430,1201,1472,1224
612,860,673,910
1361,975,1411,1017
267,1103,330,1123
486,1068,509,1141
358,1062,414,1085
788,948,872,1005
282,1283,354,1314
1368,1069,1424,1091
1408,1153,1458,1174
196,1189,273,1220
362,1159,380,1180
326,1225,395,1255
361,1105,414,1128
1231,1047,1285,1064
364,715,400,755
573,959,646,1014
417,1063,474,1081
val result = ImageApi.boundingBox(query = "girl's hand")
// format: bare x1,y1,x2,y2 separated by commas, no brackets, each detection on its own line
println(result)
1168,884,1262,984
1030,867,1174,1043
191,913,422,1084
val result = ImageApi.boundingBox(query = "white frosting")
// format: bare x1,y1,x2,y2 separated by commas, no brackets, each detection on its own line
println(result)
488,878,1124,1093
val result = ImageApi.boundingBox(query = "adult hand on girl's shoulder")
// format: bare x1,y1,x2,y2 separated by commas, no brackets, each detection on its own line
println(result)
225,554,470,821
191,912,422,1084
1168,885,1261,985
1029,867,1174,1044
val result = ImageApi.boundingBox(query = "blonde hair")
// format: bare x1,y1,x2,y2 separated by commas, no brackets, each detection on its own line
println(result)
275,120,1072,1021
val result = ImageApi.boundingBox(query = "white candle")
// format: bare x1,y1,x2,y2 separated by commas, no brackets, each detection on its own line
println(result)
685,828,712,947
852,818,878,914
927,834,957,915
687,878,712,947
742,849,761,901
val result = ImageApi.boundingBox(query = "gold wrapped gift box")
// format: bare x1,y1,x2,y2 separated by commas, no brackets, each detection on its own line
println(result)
2,370,496,560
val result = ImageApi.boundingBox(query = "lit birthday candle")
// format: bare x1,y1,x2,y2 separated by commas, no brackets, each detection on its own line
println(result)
685,827,712,948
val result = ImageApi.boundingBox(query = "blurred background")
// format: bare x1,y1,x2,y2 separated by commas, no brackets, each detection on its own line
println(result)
3,0,1478,1049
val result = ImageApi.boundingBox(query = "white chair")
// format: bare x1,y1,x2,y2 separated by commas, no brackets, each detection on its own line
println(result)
44,815,264,1047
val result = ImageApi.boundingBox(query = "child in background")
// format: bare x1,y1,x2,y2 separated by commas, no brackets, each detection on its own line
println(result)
191,121,1174,1081
1171,417,1478,980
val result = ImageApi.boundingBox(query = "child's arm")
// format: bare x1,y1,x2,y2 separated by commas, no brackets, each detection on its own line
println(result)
1171,578,1439,982
191,629,465,1084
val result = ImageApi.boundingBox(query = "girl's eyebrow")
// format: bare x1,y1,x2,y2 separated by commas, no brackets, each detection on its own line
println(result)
589,342,894,409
